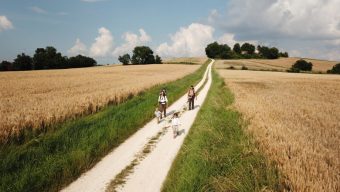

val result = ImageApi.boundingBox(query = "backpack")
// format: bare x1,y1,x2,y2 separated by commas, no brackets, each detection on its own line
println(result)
188,89,195,97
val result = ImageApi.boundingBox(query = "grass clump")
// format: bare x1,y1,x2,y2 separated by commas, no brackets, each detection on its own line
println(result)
0,60,210,192
162,69,285,192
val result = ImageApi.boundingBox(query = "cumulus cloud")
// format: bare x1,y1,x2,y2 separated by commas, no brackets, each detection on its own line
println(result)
0,16,13,32
211,0,340,60
68,38,88,56
218,33,258,47
89,27,113,57
29,6,48,14
156,23,214,57
218,33,236,46
112,29,151,57
216,0,340,40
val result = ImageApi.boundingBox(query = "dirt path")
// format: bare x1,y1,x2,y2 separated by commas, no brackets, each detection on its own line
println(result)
61,60,213,192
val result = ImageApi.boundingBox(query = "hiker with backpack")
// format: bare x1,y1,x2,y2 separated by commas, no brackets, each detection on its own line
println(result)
187,85,196,110
158,91,168,119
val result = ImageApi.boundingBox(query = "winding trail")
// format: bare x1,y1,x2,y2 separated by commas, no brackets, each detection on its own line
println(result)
61,60,214,192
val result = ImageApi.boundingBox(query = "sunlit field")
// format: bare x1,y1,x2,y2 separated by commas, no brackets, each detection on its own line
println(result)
215,57,338,73
218,69,340,191
0,64,200,143
163,57,207,65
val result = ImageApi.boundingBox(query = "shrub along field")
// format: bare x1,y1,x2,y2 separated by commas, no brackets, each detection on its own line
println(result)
162,69,286,192
215,57,338,73
0,64,200,144
217,69,340,191
0,61,209,192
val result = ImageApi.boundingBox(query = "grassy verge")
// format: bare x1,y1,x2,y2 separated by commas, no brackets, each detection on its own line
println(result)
162,69,285,192
0,60,210,192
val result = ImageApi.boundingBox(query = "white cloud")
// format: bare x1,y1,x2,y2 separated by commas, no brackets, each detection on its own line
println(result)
218,0,340,40
89,27,113,57
210,0,340,60
218,33,237,46
68,38,88,56
112,29,151,57
29,6,48,14
156,23,214,57
218,33,258,47
0,16,13,32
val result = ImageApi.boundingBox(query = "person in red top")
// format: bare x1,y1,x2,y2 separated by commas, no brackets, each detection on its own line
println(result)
187,85,195,110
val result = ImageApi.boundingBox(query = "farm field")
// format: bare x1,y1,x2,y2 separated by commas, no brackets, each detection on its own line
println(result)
0,62,209,192
0,64,200,143
163,57,207,65
215,57,338,72
217,69,340,191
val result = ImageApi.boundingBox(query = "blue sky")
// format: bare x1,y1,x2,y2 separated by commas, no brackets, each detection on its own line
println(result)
1,0,340,64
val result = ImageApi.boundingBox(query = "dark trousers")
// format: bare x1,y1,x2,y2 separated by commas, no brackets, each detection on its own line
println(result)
159,103,166,118
188,97,194,110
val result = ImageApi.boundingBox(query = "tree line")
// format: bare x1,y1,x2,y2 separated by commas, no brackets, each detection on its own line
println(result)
0,46,97,71
205,42,289,60
118,46,162,65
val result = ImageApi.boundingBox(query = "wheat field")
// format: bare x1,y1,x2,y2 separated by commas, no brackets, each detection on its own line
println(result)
218,69,340,191
216,57,338,72
163,57,207,64
0,64,200,143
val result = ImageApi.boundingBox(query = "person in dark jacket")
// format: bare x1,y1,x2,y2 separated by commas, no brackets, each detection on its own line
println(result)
187,85,195,110
158,91,168,118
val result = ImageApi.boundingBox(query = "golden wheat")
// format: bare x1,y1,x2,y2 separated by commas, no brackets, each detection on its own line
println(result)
215,57,338,72
217,69,340,192
163,57,207,64
0,64,200,143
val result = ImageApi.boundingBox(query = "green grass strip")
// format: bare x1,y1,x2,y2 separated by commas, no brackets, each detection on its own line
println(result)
0,60,210,192
162,69,285,192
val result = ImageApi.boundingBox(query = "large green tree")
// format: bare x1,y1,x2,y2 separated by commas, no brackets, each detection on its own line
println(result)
241,43,255,54
33,46,67,69
0,60,12,71
118,54,131,65
155,55,162,64
292,59,313,71
327,63,340,74
257,46,280,59
131,46,155,64
233,43,241,54
68,55,97,68
13,53,33,71
205,42,221,58
205,42,233,59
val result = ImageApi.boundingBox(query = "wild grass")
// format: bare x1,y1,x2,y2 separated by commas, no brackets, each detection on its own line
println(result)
218,69,340,191
0,64,200,144
0,61,209,192
162,69,285,192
